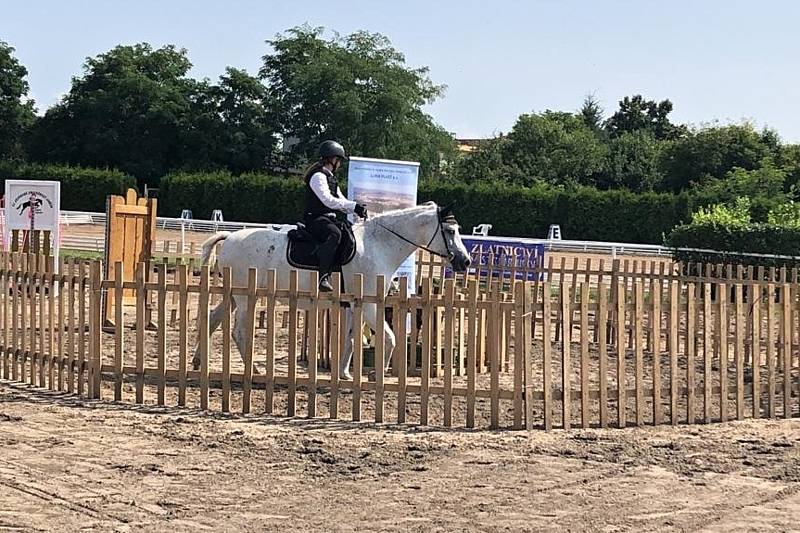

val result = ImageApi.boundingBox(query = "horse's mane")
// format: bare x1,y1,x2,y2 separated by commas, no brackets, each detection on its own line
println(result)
365,201,437,224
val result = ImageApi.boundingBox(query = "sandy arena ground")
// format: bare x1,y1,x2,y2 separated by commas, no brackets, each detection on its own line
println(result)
1,381,799,532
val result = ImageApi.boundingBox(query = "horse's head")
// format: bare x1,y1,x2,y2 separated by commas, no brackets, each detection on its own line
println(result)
434,202,471,273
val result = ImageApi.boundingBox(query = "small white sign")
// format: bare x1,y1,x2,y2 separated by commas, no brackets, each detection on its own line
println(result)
3,180,61,270
5,180,61,231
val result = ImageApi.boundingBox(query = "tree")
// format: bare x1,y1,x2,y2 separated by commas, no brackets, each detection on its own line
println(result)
579,94,604,135
776,143,800,194
181,68,277,175
260,26,455,177
27,44,277,184
452,136,508,182
598,131,663,191
605,95,685,141
694,159,788,204
499,111,607,186
659,123,774,192
0,41,36,161
27,44,197,183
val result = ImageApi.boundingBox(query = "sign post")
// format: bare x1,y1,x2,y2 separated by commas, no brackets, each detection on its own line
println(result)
3,180,61,273
347,156,420,294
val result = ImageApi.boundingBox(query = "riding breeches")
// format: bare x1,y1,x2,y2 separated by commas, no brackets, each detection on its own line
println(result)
305,215,342,275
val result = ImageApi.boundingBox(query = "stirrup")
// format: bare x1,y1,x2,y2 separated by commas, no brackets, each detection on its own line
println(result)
318,274,333,292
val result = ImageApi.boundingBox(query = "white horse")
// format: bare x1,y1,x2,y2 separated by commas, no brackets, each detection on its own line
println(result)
193,201,471,379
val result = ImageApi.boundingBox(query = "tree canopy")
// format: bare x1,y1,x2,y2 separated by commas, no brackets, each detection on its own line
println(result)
260,26,456,176
0,41,36,161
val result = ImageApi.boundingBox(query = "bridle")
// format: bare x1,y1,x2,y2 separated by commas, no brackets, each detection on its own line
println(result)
372,210,457,260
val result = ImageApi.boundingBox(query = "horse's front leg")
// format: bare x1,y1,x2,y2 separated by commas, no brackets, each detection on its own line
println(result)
363,303,396,380
339,308,354,380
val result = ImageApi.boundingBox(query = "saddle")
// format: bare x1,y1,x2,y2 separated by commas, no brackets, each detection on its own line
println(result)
286,220,357,272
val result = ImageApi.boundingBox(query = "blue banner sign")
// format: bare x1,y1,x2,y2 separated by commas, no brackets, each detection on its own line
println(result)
446,237,546,281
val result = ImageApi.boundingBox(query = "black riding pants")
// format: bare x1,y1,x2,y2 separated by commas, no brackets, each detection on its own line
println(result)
306,215,341,275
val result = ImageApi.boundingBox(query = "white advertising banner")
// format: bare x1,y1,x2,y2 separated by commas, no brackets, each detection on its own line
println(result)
3,180,61,270
347,156,420,295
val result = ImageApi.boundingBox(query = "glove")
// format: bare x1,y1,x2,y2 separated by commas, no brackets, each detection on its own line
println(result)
354,203,368,219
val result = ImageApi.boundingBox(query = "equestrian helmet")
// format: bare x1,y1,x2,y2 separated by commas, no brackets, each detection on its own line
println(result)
319,140,347,160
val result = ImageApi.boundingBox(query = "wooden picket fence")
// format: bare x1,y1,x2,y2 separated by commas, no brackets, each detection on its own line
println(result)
1,251,798,430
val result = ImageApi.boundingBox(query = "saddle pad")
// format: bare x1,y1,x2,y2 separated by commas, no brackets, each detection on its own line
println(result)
285,233,357,272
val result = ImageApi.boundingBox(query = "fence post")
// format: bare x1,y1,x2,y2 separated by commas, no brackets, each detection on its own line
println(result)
89,260,103,399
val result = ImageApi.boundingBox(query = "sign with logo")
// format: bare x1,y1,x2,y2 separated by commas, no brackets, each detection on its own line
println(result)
347,156,420,294
5,180,60,231
3,180,61,269
446,236,546,281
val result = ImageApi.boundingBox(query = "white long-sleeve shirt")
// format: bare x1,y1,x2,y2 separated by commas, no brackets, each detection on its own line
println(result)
309,172,357,213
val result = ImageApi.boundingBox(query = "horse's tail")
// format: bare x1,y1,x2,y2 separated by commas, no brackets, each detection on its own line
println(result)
200,231,232,269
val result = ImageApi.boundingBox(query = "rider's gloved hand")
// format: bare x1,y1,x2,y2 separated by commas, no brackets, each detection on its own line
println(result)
354,203,368,219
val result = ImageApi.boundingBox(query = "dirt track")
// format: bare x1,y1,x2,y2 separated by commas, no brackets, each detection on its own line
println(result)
1,381,799,532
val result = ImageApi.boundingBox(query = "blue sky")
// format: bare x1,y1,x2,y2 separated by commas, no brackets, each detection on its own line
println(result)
4,0,799,141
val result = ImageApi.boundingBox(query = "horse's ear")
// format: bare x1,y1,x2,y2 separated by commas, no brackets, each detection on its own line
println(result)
438,202,456,218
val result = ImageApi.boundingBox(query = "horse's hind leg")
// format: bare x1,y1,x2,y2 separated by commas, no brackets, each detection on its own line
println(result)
231,295,261,374
192,299,231,370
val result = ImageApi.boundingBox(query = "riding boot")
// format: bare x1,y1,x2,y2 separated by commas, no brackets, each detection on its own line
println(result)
316,233,339,293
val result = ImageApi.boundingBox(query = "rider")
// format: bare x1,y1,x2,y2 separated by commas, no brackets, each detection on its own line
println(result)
304,140,368,292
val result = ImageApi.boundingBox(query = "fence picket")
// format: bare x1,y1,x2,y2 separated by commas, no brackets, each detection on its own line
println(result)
669,281,679,425
703,281,712,423
767,284,776,418
78,263,87,395
397,276,409,424
561,283,571,430
11,256,18,382
543,281,553,430
444,278,455,427
114,262,124,401
177,265,188,406
242,268,257,415
580,282,590,428
199,265,210,410
598,283,609,428
782,283,792,419
513,280,525,430
352,273,364,422
735,280,744,420
265,269,278,415
48,271,55,390
29,263,36,386
66,259,75,393
634,280,644,426
652,274,662,425
490,280,501,429
420,277,432,425
466,279,478,428
221,267,232,413
617,280,626,428
719,282,728,422
374,275,386,423
287,270,299,418
752,282,761,419
157,264,167,406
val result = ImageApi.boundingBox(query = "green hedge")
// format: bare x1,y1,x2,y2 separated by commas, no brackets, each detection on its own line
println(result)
158,171,306,222
417,181,697,243
159,172,724,244
665,222,800,270
0,162,136,212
